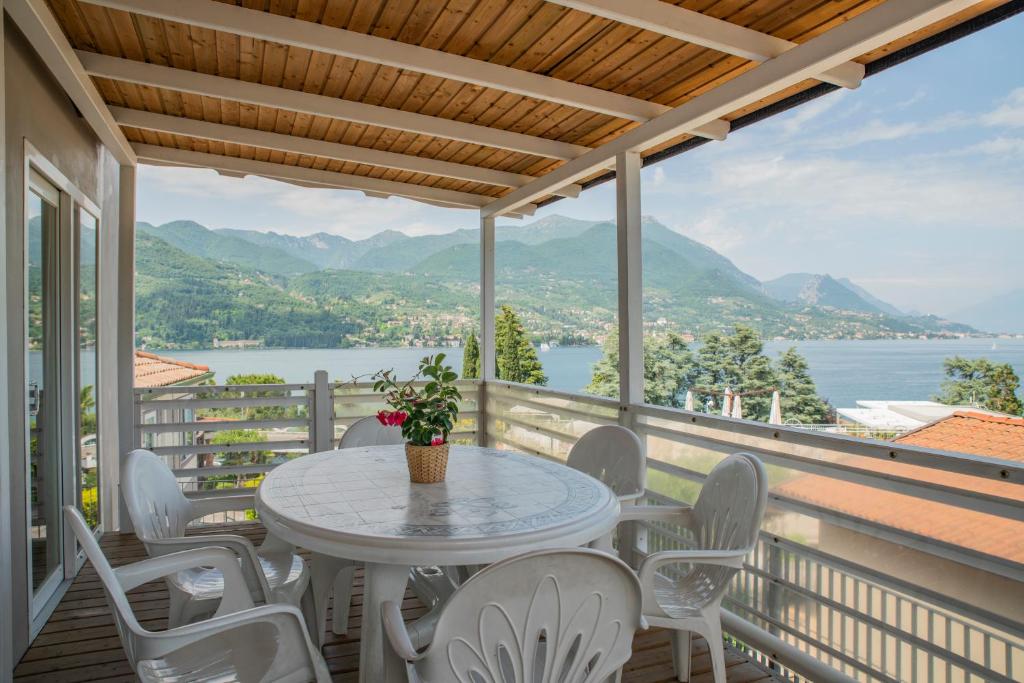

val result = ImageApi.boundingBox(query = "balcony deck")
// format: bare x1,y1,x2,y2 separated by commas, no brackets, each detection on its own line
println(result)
14,522,784,683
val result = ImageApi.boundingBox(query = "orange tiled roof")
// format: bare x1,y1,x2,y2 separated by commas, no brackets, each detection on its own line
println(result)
775,411,1024,563
134,350,211,388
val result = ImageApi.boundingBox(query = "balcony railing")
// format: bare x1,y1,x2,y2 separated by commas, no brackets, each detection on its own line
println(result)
132,375,1023,683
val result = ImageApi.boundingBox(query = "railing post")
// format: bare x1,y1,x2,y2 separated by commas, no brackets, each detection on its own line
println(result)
615,150,644,568
312,370,334,453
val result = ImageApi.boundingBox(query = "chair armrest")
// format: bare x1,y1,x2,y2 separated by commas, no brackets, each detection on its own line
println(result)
638,549,747,588
145,534,272,604
140,603,329,681
382,600,421,662
115,547,255,615
190,494,257,519
618,504,694,525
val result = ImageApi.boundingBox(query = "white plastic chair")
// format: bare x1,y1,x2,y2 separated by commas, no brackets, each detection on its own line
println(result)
383,548,645,683
338,415,405,449
64,505,330,683
567,425,645,554
122,448,310,629
620,453,768,683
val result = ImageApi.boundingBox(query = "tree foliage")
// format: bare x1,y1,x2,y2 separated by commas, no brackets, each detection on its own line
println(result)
936,356,1023,415
586,329,696,408
462,333,480,380
495,306,547,385
587,325,829,423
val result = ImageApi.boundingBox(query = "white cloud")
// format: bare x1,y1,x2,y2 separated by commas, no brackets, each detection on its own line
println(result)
776,90,848,136
981,87,1024,128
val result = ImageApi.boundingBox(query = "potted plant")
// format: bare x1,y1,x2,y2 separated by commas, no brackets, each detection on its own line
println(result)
373,354,462,483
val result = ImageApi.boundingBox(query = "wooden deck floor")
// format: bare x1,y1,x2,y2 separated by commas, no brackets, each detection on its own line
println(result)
14,523,784,683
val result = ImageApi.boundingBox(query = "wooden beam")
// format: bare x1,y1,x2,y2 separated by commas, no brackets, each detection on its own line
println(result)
110,107,582,198
546,0,864,89
6,0,135,164
131,143,530,212
484,0,977,217
79,52,588,161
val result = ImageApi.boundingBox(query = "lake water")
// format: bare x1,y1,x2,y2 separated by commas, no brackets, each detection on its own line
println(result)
165,338,1024,409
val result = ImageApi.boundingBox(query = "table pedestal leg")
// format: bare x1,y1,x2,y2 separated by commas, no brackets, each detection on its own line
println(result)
309,553,356,648
361,562,411,683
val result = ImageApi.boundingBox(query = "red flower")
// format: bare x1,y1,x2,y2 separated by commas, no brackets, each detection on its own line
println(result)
431,436,444,446
375,410,389,426
391,411,408,427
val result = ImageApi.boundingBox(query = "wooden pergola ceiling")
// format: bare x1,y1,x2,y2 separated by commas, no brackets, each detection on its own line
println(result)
36,0,1013,214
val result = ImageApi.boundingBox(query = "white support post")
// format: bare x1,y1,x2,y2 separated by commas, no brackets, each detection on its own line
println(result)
616,150,643,569
478,215,496,447
115,164,135,531
616,151,644,410
312,370,334,453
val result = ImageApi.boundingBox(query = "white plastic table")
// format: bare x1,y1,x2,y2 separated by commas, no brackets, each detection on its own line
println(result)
256,444,620,683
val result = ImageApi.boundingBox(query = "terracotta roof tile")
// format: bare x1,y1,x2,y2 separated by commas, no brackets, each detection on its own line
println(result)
134,350,211,388
776,412,1024,563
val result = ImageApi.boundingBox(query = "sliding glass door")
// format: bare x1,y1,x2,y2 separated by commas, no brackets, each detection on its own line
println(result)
23,151,103,622
26,170,63,608
76,208,100,532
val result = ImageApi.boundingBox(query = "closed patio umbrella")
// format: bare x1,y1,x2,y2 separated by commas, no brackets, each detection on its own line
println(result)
684,390,694,411
731,394,743,419
769,390,782,425
721,387,733,416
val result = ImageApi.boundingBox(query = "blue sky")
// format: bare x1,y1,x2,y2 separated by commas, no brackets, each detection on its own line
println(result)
137,14,1024,316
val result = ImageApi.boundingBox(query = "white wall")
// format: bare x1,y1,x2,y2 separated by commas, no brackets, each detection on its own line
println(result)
3,20,123,661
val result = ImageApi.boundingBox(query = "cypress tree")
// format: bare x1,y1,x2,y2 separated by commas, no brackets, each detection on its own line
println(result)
495,306,547,385
462,333,480,379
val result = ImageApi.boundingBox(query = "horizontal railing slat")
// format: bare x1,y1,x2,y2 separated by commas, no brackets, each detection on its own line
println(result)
139,418,309,433
153,440,309,457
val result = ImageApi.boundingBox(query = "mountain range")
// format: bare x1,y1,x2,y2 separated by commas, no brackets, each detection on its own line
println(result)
949,289,1024,334
133,216,979,349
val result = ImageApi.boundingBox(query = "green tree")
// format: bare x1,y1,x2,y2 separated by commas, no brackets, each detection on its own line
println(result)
774,347,831,424
495,306,547,385
220,373,295,421
462,333,480,379
586,329,696,408
936,356,1023,415
79,385,97,437
693,326,777,419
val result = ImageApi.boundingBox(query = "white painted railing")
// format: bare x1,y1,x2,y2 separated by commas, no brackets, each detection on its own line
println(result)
483,380,1024,683
132,376,1023,681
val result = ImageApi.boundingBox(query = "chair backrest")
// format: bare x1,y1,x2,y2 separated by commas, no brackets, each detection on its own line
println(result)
122,448,193,546
412,548,643,683
338,415,405,448
566,425,645,499
64,505,146,665
693,452,768,553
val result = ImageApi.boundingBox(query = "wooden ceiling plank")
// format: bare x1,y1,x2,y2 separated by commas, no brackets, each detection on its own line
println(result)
547,0,864,88
77,51,593,159
77,0,728,125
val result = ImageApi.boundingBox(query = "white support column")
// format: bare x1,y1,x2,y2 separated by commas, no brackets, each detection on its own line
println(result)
478,214,496,447
115,164,135,531
616,151,644,410
0,3,14,676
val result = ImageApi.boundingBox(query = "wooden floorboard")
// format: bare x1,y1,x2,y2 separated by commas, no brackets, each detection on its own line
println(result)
15,524,785,683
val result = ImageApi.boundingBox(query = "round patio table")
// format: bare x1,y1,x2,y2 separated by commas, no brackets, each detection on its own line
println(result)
256,444,620,683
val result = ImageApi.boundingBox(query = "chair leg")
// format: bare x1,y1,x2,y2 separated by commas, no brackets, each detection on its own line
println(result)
703,619,727,683
167,588,188,629
670,630,692,682
331,565,357,635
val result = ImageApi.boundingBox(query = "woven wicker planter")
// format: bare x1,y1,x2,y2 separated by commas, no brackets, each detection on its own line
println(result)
405,442,449,483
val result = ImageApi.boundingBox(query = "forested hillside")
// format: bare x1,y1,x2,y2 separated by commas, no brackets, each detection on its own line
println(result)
134,216,976,349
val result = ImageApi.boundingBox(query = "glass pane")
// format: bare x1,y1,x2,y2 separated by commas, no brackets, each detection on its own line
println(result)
27,188,61,593
77,208,99,530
